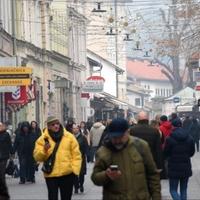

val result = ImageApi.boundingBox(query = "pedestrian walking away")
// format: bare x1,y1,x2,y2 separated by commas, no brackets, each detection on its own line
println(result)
130,111,162,170
33,116,82,200
90,119,105,162
164,118,195,200
91,118,161,200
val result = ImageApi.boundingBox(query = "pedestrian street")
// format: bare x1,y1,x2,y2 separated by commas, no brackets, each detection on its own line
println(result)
7,153,200,200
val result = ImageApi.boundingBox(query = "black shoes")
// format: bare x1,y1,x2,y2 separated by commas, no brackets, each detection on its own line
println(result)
74,186,84,194
74,189,78,194
80,186,84,193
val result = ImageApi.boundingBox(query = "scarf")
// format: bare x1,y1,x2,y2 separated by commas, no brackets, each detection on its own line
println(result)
48,125,64,142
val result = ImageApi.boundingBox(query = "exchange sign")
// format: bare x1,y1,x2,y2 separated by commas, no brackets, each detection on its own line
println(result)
0,67,32,86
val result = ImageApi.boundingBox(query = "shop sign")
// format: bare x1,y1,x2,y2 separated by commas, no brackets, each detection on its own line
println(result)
82,76,105,93
81,93,90,99
0,67,32,86
173,97,180,103
196,85,200,91
5,86,28,105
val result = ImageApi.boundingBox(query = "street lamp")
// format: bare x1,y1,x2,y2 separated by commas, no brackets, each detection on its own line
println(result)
92,2,106,13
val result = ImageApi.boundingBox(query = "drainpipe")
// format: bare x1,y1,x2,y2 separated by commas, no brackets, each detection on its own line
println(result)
114,0,119,98
11,0,17,58
40,0,48,124
41,0,46,50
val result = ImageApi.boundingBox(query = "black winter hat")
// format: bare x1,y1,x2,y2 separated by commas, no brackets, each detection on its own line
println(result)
160,115,168,122
108,118,129,138
172,118,182,127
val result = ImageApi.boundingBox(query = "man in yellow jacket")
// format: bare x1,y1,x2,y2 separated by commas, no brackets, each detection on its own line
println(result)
33,116,81,200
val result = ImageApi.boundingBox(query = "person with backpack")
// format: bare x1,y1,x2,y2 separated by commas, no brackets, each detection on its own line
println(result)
91,118,161,200
0,122,12,200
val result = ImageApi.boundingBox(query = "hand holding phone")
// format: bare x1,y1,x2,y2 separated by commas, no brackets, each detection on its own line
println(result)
110,165,119,171
44,138,51,152
106,165,121,180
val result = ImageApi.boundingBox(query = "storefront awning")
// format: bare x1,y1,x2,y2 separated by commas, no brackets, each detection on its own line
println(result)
94,93,128,110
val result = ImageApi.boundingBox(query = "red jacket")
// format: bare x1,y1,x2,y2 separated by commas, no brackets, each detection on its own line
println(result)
160,121,172,138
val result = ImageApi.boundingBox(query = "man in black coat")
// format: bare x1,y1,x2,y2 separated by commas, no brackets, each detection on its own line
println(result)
0,122,12,200
130,111,162,170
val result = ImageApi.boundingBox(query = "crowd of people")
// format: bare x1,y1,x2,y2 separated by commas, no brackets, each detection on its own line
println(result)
0,111,199,200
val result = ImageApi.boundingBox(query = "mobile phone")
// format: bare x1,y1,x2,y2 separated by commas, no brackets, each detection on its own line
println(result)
110,165,118,171
44,138,49,144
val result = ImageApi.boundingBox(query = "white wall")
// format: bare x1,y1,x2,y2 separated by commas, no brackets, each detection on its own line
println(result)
87,52,117,97
101,63,117,97
0,0,12,34
127,91,142,107
140,80,173,98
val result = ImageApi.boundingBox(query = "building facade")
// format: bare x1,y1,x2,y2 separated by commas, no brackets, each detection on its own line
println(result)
126,58,173,116
0,0,87,128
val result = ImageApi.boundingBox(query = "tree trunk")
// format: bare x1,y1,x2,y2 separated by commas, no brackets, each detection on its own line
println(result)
171,56,183,93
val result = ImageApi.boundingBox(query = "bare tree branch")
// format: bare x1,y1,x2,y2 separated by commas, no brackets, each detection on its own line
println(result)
161,69,174,84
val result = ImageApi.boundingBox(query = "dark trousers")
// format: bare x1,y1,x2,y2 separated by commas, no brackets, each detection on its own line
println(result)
169,177,188,200
45,173,75,200
90,146,98,162
19,155,35,182
0,160,10,199
74,174,85,189
195,140,199,152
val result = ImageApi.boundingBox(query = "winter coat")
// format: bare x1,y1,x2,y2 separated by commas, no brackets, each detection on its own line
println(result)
91,136,161,200
33,127,82,177
31,122,42,142
164,127,195,178
12,121,34,157
130,120,162,169
90,122,105,147
0,131,12,161
75,133,88,175
159,121,172,138
189,121,200,142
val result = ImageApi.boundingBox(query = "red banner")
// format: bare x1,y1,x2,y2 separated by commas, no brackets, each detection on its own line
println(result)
5,86,28,105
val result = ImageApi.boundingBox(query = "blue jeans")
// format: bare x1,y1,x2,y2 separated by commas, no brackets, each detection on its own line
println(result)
90,146,98,162
169,177,189,200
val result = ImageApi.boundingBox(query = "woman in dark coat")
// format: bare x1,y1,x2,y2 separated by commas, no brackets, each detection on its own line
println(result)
164,118,195,200
0,122,11,199
13,121,36,184
72,123,88,193
30,121,41,139
30,121,41,172
80,121,90,162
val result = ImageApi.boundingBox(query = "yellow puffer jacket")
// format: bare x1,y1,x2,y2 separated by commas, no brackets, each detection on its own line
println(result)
33,128,82,177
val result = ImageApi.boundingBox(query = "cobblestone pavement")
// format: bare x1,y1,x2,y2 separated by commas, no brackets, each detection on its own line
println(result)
7,152,200,200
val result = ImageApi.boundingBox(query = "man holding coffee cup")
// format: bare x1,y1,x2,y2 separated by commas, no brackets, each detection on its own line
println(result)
91,118,161,200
